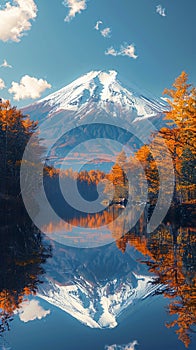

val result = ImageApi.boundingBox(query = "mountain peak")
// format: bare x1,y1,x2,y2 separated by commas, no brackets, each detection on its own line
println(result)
90,69,118,85
69,69,118,85
22,69,167,122
37,69,122,109
79,69,118,81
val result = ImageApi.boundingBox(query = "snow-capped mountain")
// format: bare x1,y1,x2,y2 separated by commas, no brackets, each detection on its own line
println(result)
22,70,167,123
22,70,168,167
38,242,162,328
38,273,158,329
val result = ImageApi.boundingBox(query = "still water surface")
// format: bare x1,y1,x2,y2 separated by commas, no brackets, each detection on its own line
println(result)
0,207,195,350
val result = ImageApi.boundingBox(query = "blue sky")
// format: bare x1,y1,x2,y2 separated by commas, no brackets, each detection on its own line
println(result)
0,0,195,107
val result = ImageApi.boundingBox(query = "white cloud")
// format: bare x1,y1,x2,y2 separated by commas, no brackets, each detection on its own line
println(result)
9,75,51,101
94,20,111,38
0,0,37,42
156,5,166,17
0,78,5,90
95,20,102,31
101,27,111,38
18,299,50,323
105,340,138,350
0,59,12,68
105,43,138,59
120,44,138,59
105,46,118,56
63,0,87,22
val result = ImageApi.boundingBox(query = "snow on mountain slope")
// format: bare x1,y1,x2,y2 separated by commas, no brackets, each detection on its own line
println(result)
21,70,169,168
22,70,167,122
38,273,160,329
36,241,164,329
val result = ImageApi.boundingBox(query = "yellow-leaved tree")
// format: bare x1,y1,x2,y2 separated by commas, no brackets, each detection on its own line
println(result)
160,72,196,204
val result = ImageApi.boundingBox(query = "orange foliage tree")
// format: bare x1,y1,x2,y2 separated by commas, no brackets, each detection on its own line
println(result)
0,100,41,198
0,215,52,334
160,72,196,204
114,212,196,348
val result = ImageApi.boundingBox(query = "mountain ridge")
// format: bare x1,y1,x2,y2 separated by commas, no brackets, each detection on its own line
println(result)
22,70,167,122
38,273,160,329
21,70,168,168
37,242,163,329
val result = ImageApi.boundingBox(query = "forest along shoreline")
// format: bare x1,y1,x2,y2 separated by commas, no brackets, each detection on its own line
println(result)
0,71,195,218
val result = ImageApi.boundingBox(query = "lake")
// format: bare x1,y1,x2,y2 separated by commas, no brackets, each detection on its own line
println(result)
0,206,195,350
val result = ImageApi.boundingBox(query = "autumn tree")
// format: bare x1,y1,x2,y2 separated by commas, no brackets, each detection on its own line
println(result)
0,100,40,199
163,71,196,153
135,145,159,204
159,72,196,203
104,151,129,203
0,214,52,334
180,148,196,202
109,163,128,201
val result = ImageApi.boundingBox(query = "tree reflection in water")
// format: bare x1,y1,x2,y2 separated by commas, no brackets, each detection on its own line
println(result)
0,213,52,336
43,204,195,347
114,207,196,348
0,204,195,348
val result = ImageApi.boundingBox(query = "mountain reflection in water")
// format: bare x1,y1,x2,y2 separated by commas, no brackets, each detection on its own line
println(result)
0,206,195,348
